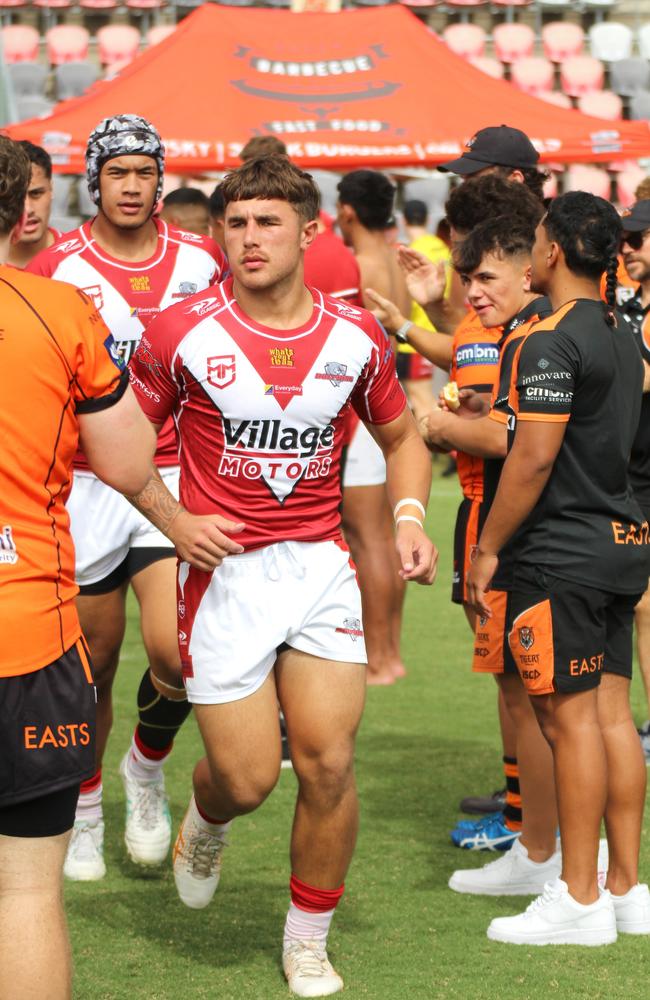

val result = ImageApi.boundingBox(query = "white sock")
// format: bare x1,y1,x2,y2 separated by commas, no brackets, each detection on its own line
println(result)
76,781,103,825
191,795,231,834
283,903,336,949
127,735,170,782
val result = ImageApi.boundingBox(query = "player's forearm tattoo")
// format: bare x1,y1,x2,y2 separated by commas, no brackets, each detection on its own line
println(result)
127,468,186,536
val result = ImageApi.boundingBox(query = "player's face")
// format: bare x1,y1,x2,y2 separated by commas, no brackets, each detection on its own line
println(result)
621,229,650,283
98,155,159,230
460,250,531,328
19,164,52,245
225,198,315,290
530,220,552,295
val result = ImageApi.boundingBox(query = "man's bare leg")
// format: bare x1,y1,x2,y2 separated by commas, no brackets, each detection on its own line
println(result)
276,648,367,887
532,688,606,904
0,831,71,1000
598,674,646,896
342,484,405,684
76,584,128,764
499,673,557,860
634,584,650,732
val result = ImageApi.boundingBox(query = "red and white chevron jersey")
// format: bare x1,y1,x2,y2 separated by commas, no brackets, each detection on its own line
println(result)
28,218,227,468
129,278,407,551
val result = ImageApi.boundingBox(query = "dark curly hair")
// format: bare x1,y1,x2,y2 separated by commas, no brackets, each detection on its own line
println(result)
0,136,31,236
337,169,396,231
543,191,622,326
445,174,543,237
453,213,536,275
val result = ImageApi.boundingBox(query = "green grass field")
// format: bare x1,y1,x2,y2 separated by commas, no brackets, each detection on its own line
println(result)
69,474,650,1000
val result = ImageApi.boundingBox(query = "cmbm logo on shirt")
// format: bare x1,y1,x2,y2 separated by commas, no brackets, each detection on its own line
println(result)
455,343,499,368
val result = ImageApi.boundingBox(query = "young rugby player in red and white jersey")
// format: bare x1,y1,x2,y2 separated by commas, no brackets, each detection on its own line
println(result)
8,141,60,268
129,155,437,997
28,114,227,882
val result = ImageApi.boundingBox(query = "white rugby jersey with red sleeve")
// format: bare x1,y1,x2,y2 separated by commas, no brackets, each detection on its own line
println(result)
129,277,407,551
27,218,227,468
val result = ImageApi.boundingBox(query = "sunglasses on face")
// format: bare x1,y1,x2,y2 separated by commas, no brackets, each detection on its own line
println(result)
622,230,650,251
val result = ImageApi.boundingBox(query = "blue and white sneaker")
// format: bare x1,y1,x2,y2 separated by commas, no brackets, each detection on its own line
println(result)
450,811,521,852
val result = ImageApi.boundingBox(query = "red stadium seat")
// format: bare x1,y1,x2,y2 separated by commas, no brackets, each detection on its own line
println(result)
491,0,534,19
560,56,604,98
444,0,488,20
79,0,119,10
46,25,90,66
577,90,623,121
510,57,555,97
542,21,584,63
468,56,505,80
536,90,573,109
442,24,486,60
97,24,140,68
493,23,534,64
564,165,612,200
0,24,39,62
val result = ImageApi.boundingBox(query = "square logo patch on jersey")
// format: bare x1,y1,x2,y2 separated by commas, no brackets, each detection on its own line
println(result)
103,335,126,371
207,355,236,389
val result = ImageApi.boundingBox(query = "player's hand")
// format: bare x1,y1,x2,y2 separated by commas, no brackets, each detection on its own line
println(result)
418,407,454,452
437,386,489,419
397,246,447,306
395,521,438,585
167,511,245,571
364,287,405,335
466,550,499,619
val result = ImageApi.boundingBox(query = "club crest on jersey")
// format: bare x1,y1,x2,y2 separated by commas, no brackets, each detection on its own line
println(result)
518,627,535,651
81,284,104,311
129,275,151,293
0,525,18,565
316,362,354,386
207,355,236,389
172,281,198,299
186,297,219,317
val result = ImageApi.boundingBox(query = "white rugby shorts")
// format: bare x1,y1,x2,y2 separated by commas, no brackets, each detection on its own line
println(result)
178,539,367,704
67,467,179,587
342,420,387,488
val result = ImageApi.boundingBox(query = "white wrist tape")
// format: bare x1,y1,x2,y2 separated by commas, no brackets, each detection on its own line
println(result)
394,497,426,519
395,515,424,528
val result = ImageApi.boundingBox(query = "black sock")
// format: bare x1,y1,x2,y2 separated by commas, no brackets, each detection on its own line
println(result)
503,755,522,831
136,669,192,753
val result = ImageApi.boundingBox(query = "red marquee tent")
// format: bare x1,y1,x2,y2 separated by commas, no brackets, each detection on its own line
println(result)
5,4,650,172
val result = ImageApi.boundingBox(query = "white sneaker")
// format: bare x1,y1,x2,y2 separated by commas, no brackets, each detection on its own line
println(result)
173,796,229,909
611,883,650,934
64,819,106,881
449,838,562,896
283,940,343,998
487,878,617,946
119,752,171,866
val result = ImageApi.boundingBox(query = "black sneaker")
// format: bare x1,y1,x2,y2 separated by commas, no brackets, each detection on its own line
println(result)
279,712,293,770
459,787,506,815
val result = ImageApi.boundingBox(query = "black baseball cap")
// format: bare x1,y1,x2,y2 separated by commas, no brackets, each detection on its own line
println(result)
439,125,540,176
620,200,650,232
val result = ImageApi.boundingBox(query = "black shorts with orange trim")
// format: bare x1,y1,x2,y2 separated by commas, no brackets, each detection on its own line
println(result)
452,497,488,605
0,638,96,811
396,352,435,381
506,571,642,696
472,589,518,675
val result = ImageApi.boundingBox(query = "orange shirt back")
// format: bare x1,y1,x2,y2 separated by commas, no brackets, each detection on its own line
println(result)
0,266,127,677
449,309,503,501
